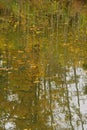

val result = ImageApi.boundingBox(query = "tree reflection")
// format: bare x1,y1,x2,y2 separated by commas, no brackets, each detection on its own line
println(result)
0,0,87,130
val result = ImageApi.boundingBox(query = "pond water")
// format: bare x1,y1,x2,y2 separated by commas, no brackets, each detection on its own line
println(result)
0,48,87,130
0,1,87,130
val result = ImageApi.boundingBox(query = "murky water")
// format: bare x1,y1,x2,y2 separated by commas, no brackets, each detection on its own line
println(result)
0,1,87,130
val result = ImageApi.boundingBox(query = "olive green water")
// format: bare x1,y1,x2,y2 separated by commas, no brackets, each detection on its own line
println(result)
0,1,87,130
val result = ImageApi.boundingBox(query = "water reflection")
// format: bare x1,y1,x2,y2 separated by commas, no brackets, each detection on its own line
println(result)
52,67,87,130
0,51,87,130
5,121,16,130
0,1,87,130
